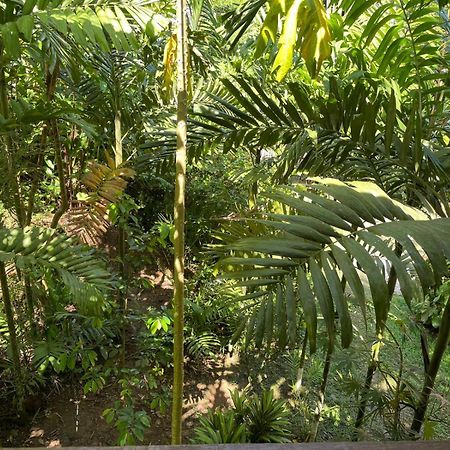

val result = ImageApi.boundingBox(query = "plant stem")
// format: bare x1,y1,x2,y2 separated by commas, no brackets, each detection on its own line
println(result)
114,107,127,367
294,330,308,394
50,121,69,229
308,339,334,442
24,277,36,337
114,110,122,165
0,262,24,410
411,294,450,434
171,0,188,443
27,64,59,225
354,247,400,437
0,46,25,226
249,147,261,209
118,225,127,368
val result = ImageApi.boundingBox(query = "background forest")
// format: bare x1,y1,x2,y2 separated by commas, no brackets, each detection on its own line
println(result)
0,0,450,446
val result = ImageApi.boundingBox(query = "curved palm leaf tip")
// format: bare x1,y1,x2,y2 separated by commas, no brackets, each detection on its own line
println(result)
0,227,113,314
218,179,450,353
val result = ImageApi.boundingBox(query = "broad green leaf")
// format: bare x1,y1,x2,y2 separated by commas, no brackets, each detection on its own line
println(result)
384,89,396,155
265,294,274,348
321,253,352,348
221,267,288,279
16,15,34,42
342,237,388,332
255,299,267,348
286,275,297,345
221,257,296,268
276,284,288,348
23,0,38,15
255,0,283,57
2,22,20,59
272,0,302,81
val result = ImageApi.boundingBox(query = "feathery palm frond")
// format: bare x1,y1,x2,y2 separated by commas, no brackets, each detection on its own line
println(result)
216,179,450,353
0,0,161,59
65,154,135,243
0,226,113,313
336,0,448,89
187,74,450,214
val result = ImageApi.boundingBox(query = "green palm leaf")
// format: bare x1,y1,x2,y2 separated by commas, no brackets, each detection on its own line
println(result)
0,227,113,313
217,179,450,352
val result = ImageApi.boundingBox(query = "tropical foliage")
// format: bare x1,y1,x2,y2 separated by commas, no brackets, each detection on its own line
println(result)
0,0,449,446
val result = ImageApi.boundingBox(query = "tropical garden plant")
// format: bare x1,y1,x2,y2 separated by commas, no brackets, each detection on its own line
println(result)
0,0,449,445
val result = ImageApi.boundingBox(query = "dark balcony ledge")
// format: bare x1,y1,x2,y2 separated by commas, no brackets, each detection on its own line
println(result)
7,443,450,450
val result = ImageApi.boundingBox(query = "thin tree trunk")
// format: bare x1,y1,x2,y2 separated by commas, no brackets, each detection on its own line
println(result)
26,147,45,225
354,346,379,433
0,261,24,410
27,65,59,225
171,0,188,443
293,330,308,394
50,121,69,229
0,47,25,226
354,251,400,436
411,294,450,434
114,109,127,367
114,110,122,166
249,148,261,209
308,340,334,442
24,278,36,337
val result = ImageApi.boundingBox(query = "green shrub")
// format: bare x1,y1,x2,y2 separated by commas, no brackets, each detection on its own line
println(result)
192,389,291,444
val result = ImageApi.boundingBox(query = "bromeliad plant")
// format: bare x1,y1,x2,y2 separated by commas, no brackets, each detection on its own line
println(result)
215,179,450,439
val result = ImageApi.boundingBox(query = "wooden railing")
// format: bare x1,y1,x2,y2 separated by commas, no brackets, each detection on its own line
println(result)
7,443,450,450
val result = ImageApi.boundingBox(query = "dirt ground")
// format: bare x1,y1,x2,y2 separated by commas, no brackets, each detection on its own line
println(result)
0,356,242,447
0,271,247,448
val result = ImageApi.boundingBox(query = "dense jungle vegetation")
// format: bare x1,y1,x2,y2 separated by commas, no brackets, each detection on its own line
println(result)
0,0,450,446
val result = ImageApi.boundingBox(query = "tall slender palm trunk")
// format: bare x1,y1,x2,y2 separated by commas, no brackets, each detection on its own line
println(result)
411,294,450,434
114,108,127,367
0,262,24,409
171,0,188,443
354,251,400,437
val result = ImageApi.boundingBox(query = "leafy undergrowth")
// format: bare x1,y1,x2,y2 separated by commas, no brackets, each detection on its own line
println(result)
0,282,232,447
1,274,449,446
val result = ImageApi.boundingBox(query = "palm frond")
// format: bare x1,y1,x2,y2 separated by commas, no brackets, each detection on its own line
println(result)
216,179,450,352
65,154,135,244
0,226,113,313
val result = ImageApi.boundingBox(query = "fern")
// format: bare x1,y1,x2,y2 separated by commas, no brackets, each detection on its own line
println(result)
185,331,221,359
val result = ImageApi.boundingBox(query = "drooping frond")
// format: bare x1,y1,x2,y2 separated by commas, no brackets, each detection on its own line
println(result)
186,74,450,215
224,0,332,79
216,180,450,352
65,154,135,244
0,227,113,313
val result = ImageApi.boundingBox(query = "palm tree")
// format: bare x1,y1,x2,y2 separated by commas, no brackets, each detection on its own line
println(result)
180,0,450,437
172,0,188,443
0,226,113,409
